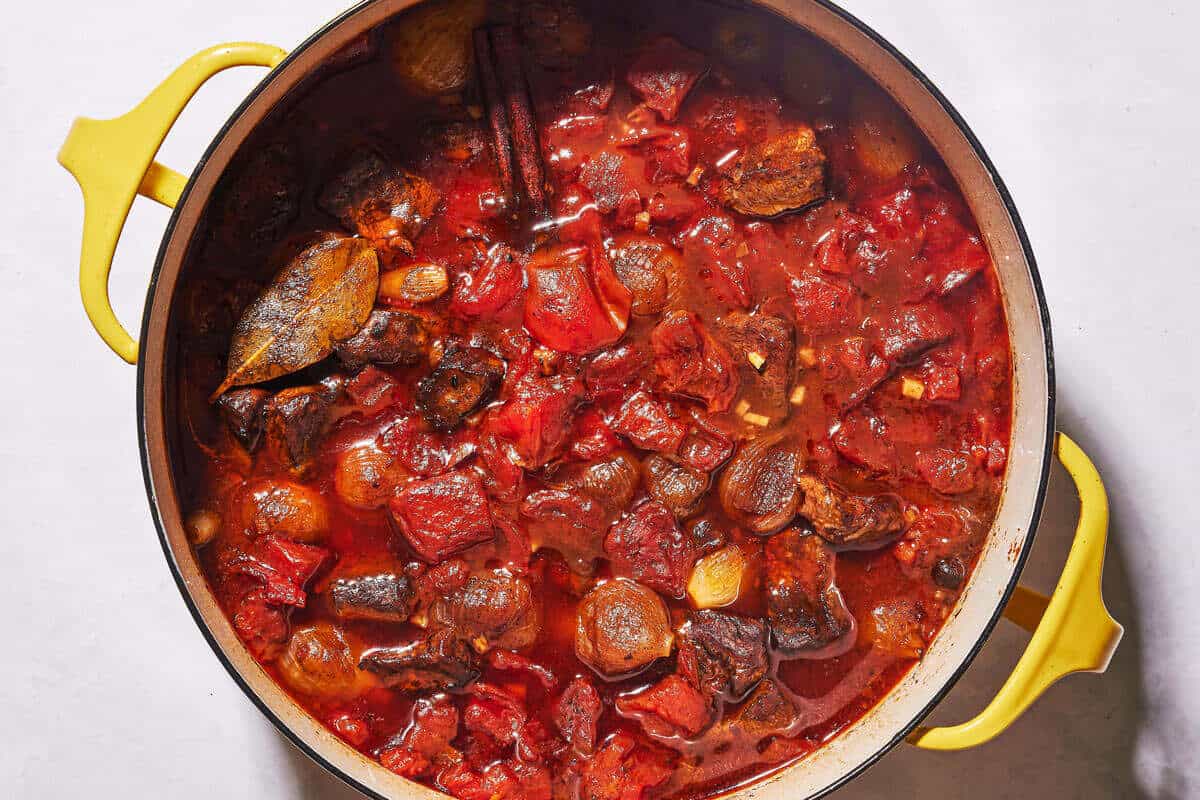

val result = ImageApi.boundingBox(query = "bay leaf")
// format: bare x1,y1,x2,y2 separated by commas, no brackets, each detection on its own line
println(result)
212,237,380,399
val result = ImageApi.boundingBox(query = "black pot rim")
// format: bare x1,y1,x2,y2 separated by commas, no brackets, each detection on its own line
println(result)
135,1,1056,797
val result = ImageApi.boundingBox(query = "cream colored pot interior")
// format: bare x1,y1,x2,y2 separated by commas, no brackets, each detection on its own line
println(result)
138,1,1052,797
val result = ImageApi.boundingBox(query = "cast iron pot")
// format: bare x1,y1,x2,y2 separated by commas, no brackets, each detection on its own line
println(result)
58,1,1123,797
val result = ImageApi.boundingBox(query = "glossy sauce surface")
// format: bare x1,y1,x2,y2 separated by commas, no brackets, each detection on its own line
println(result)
176,2,1012,798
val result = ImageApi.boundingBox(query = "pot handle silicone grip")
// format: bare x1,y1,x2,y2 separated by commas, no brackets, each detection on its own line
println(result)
908,432,1123,750
58,42,288,364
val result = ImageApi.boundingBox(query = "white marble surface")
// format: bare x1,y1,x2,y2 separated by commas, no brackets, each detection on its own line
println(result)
1,0,1196,797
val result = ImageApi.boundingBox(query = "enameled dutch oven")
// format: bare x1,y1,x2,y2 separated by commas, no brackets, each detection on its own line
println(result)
58,1,1124,797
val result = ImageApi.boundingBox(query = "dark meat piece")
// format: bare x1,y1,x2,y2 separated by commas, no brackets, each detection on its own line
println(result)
219,144,301,247
642,455,707,519
616,674,714,738
608,235,683,317
344,366,399,415
877,302,954,363
584,342,649,397
263,386,330,469
717,311,795,420
717,432,805,534
580,731,674,800
681,214,752,308
546,451,641,513
729,679,801,738
433,572,541,651
832,409,898,476
718,125,826,217
797,474,906,549
626,36,708,121
359,628,479,691
317,148,440,257
521,488,609,575
389,470,494,563
677,610,768,701
217,388,268,451
819,336,891,411
524,243,632,355
417,345,505,430
765,528,856,658
604,501,697,598
652,311,739,412
519,0,593,70
575,579,674,679
555,676,602,754
611,390,688,454
330,571,414,623
335,309,428,371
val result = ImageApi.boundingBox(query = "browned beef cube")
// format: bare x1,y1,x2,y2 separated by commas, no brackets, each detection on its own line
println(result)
263,386,330,469
764,528,856,657
719,126,826,218
798,475,906,549
417,346,505,430
335,310,429,371
217,388,269,451
330,571,415,623
359,628,479,691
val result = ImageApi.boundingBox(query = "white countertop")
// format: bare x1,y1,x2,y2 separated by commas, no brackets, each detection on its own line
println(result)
1,0,1196,797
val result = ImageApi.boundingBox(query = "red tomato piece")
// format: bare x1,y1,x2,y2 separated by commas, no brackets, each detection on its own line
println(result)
451,243,526,318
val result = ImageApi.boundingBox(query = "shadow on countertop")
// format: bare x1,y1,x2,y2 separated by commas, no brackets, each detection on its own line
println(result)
273,411,1162,800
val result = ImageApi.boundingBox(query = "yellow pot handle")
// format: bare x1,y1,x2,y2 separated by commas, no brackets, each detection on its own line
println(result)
58,42,288,364
908,432,1123,750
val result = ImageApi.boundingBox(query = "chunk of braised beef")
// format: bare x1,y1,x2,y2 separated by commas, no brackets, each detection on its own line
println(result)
219,534,331,609
642,455,707,519
344,365,399,414
718,125,827,218
789,272,859,335
485,350,583,468
652,311,739,412
797,474,906,549
330,571,415,623
450,243,526,318
687,516,728,556
575,579,674,679
335,309,429,371
547,450,641,513
604,501,697,598
519,0,594,70
718,432,805,534
718,311,795,420
608,235,683,317
567,408,621,461
626,36,708,122
611,390,688,454
555,676,602,754
680,214,752,308
678,410,736,473
579,148,641,215
432,572,541,652
217,388,269,451
877,302,954,363
819,336,892,411
378,694,460,779
389,469,495,563
764,528,856,658
263,386,330,469
916,448,978,495
580,731,675,800
729,679,801,738
360,628,479,692
616,673,714,738
524,243,632,355
417,345,505,430
677,610,769,701
584,343,649,397
317,148,441,257
521,488,609,575
832,409,898,475
232,590,290,659
441,760,553,800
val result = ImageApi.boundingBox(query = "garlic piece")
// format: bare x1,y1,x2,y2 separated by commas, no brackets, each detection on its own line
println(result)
687,546,746,609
